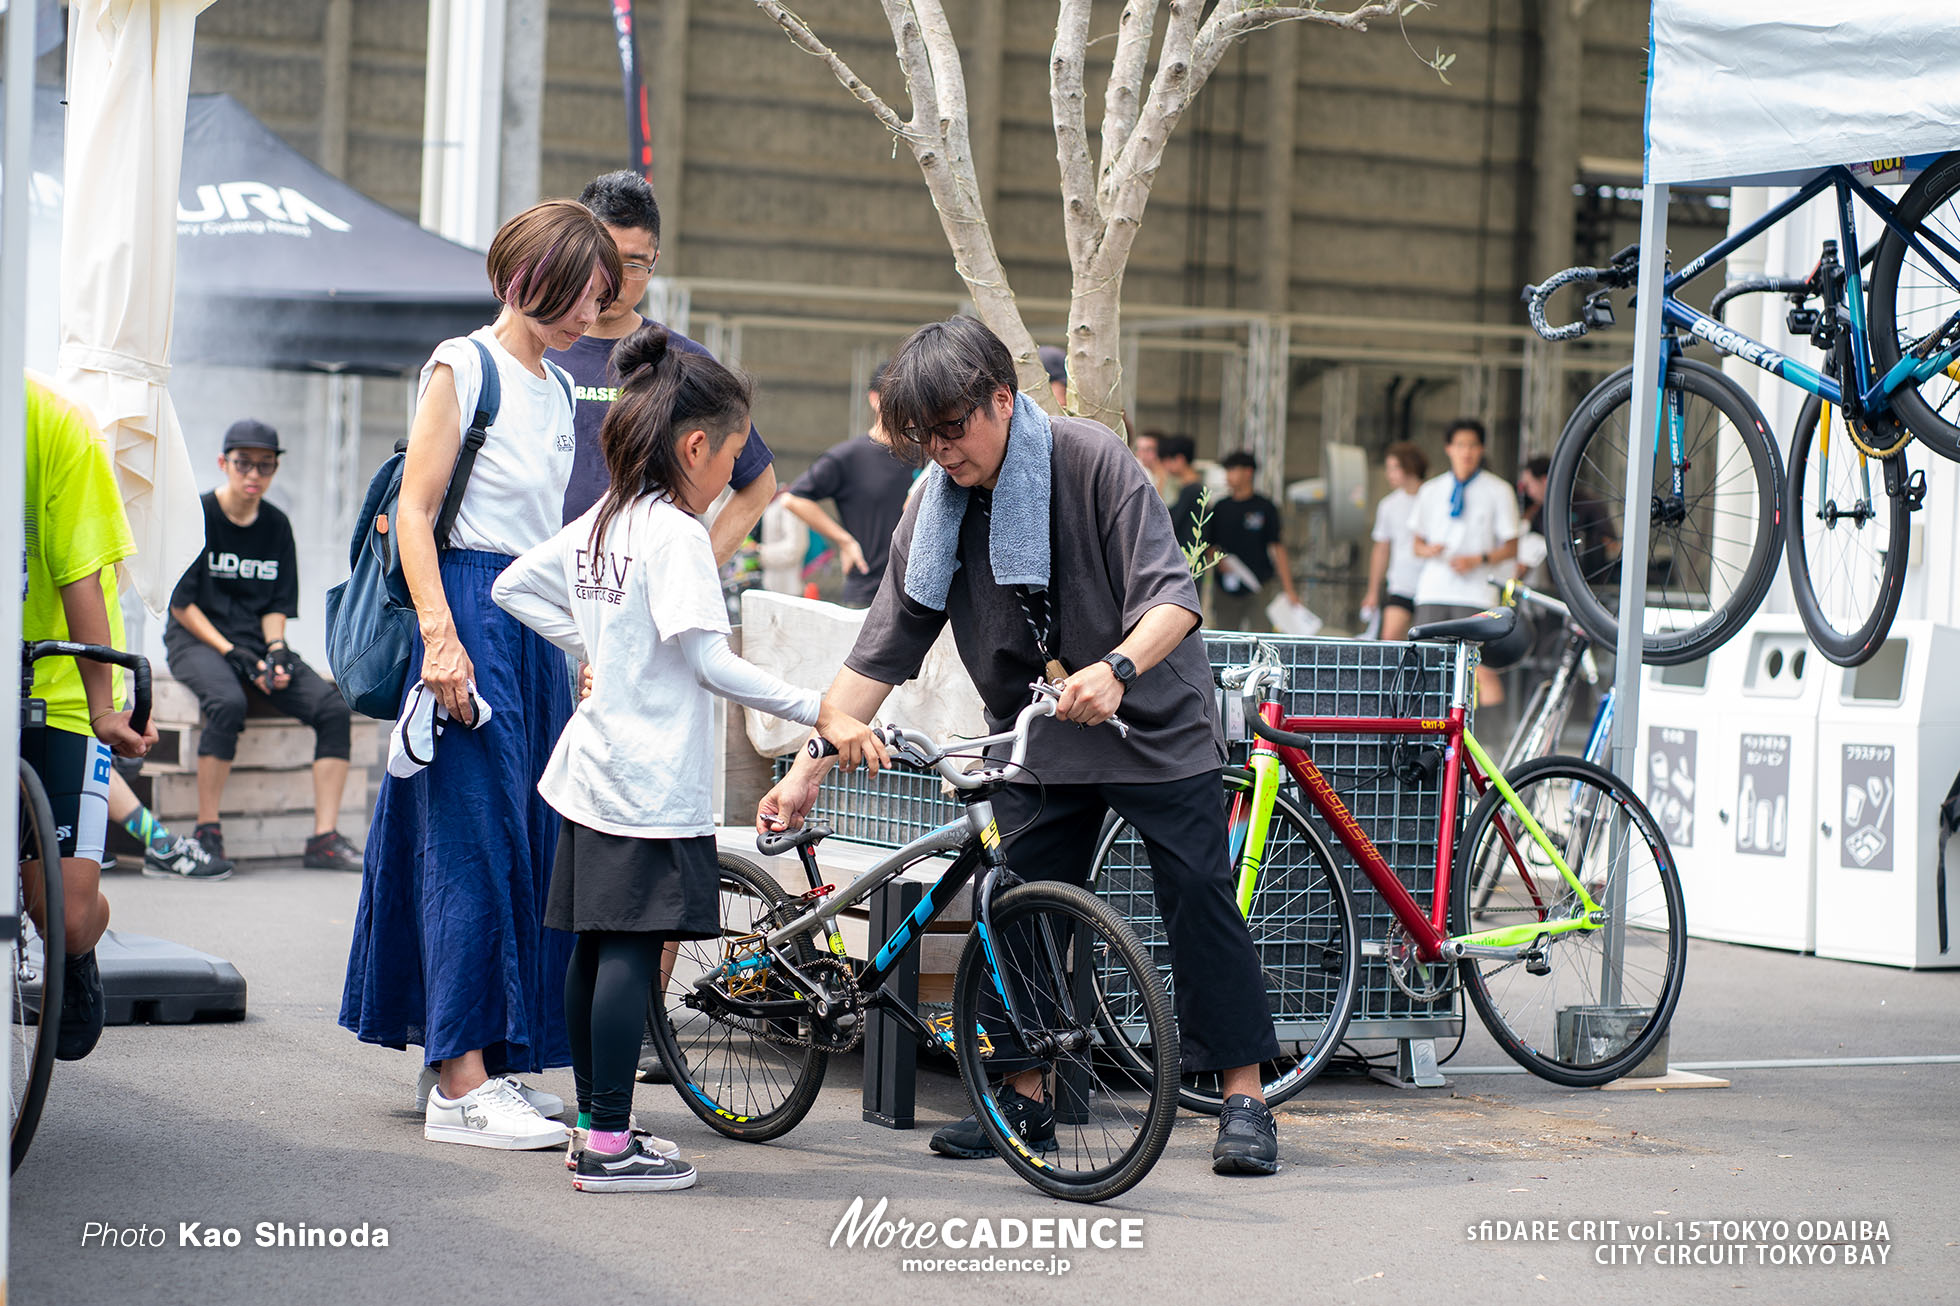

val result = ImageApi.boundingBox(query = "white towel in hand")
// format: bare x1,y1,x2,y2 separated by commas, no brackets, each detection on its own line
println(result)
387,679,493,778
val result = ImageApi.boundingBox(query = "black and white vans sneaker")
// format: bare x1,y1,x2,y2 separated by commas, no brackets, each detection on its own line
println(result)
143,835,234,881
571,1136,698,1193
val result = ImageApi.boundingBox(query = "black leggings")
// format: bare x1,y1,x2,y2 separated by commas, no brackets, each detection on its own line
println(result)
564,931,669,1131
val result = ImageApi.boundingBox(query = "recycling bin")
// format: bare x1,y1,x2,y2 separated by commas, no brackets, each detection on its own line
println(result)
1813,622,1960,968
1694,617,1827,950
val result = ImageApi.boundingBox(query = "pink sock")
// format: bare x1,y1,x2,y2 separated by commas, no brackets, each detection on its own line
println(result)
588,1128,632,1154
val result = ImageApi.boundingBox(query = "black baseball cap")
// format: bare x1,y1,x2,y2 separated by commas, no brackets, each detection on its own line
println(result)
1037,345,1067,385
222,418,283,454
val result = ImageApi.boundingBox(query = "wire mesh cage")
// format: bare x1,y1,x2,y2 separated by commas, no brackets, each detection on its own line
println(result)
770,633,1467,1047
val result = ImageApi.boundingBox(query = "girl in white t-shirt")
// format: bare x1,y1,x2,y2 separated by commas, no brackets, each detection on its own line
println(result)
494,323,880,1193
1361,441,1428,641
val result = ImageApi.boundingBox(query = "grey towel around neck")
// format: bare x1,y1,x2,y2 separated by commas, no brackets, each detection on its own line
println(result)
901,391,1052,612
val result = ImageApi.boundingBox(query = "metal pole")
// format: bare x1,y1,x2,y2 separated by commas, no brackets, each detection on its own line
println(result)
1,0,37,1276
1604,183,1671,1012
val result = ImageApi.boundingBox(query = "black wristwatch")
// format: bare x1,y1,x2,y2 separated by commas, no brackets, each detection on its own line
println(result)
1100,652,1138,689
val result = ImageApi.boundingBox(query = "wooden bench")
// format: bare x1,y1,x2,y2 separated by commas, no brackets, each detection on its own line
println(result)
122,674,382,861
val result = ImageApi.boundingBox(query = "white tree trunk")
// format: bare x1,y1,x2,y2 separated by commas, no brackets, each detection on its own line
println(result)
755,0,1412,430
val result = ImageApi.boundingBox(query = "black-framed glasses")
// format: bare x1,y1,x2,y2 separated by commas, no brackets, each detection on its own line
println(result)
905,400,983,446
227,454,279,476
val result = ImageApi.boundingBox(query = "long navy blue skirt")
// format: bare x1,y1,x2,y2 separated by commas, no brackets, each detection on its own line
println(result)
339,549,575,1074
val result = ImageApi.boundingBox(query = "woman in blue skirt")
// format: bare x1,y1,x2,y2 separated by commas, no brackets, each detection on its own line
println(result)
340,199,622,1150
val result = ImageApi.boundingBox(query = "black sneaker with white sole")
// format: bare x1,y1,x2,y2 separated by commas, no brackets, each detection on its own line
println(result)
144,835,234,881
572,1136,698,1193
303,830,363,872
928,1085,1058,1160
1212,1093,1280,1175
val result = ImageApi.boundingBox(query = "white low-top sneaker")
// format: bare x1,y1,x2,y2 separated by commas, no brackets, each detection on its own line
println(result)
415,1066,565,1119
424,1077,570,1150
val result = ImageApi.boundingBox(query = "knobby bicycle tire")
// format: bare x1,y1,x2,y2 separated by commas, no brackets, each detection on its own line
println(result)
1089,770,1359,1114
1452,755,1686,1088
951,881,1177,1202
647,853,829,1143
1783,391,1911,667
1546,357,1783,666
14,760,64,1172
1869,150,1960,462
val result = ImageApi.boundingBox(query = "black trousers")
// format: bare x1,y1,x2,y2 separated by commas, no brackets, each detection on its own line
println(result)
165,633,351,763
564,931,668,1131
990,770,1280,1074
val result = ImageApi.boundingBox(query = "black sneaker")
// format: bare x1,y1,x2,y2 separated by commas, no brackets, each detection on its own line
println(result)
1212,1093,1280,1175
56,948,106,1061
143,835,234,881
929,1085,1058,1159
636,1039,687,1084
302,830,363,872
193,822,225,862
571,1136,698,1193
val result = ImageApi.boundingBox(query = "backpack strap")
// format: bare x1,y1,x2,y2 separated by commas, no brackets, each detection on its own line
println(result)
432,337,502,550
544,357,575,411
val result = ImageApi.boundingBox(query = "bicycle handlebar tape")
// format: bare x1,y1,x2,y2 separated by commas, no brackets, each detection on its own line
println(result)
1526,265,1607,343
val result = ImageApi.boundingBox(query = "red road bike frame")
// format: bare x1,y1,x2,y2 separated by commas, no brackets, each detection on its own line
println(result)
1240,697,1493,963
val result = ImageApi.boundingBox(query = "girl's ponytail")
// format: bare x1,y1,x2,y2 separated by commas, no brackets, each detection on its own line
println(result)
588,322,752,559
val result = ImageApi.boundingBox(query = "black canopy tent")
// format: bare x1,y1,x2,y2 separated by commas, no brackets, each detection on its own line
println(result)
9,84,496,375
171,92,497,375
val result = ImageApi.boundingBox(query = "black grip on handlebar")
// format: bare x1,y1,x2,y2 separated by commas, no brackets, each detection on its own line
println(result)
805,736,839,760
1247,710,1316,752
23,641,151,735
128,656,151,735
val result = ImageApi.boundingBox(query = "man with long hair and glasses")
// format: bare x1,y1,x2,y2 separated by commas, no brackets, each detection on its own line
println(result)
165,419,359,870
759,316,1285,1176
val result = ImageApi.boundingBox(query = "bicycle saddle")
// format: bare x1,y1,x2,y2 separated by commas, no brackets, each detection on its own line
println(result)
757,820,833,857
1408,604,1522,654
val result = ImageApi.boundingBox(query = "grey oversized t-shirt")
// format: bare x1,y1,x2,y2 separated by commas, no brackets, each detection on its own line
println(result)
846,415,1225,785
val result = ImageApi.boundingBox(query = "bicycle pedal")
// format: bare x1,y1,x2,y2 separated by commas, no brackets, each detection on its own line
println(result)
924,1011,993,1058
1524,951,1553,977
1905,469,1928,511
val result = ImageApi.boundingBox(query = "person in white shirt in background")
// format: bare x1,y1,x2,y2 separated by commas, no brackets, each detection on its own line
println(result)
494,322,881,1193
1410,418,1519,705
1360,440,1429,642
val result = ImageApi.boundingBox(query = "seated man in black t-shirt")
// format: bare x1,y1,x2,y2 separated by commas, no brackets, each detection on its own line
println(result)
165,420,360,871
782,363,916,607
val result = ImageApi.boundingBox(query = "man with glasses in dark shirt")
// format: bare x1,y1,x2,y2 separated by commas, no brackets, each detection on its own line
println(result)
165,420,360,870
548,171,776,559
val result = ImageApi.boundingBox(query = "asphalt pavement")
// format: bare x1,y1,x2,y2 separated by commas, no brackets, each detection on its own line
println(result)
10,860,1958,1305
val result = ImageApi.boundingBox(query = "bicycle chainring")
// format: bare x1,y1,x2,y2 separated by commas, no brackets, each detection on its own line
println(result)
697,951,863,1054
1846,406,1913,458
1384,921,1456,1004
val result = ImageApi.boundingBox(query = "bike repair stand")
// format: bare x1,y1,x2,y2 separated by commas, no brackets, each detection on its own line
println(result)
1371,1037,1448,1089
